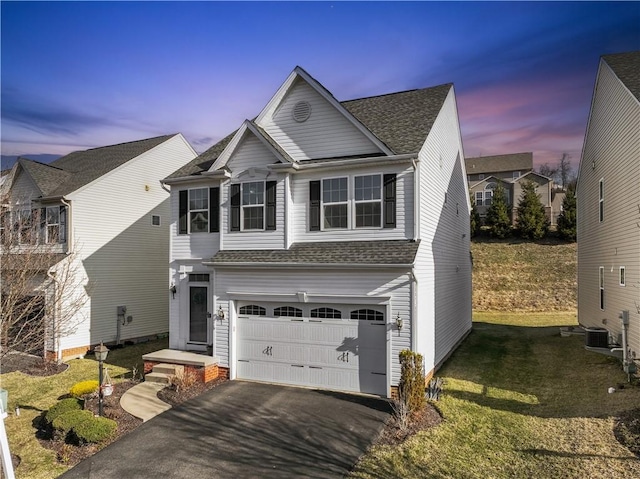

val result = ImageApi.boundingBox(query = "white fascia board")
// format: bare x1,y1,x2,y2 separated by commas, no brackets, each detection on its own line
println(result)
204,262,414,270
245,122,292,165
210,122,249,171
227,291,391,304
282,154,416,173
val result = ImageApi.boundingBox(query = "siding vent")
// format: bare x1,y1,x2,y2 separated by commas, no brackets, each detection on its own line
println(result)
292,101,312,122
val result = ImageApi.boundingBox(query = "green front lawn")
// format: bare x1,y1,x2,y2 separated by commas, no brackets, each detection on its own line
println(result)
0,338,167,479
351,312,640,478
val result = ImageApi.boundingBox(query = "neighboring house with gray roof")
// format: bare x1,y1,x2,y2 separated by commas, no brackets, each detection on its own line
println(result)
1,134,197,360
577,51,640,371
162,66,472,398
465,152,533,183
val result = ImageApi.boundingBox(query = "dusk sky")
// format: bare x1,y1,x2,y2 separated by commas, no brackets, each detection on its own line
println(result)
1,1,639,171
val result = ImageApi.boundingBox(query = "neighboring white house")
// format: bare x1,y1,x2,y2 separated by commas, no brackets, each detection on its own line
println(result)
577,51,640,371
1,134,197,360
163,66,472,398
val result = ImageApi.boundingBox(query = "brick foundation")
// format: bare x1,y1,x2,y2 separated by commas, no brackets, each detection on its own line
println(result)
390,367,436,400
45,346,90,362
143,361,228,384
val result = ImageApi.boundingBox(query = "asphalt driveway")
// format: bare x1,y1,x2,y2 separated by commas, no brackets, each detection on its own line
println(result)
60,381,391,478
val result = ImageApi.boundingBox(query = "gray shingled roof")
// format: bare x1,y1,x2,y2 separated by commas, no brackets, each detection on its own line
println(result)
209,240,420,265
465,152,533,175
165,79,452,179
603,51,640,101
24,135,176,197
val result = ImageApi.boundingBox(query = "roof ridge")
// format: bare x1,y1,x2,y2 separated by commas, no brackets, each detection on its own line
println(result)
18,157,67,171
341,82,452,104
82,133,176,153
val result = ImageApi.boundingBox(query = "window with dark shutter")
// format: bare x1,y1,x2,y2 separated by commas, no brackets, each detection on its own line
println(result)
309,180,321,231
179,190,188,235
209,187,220,233
266,181,277,231
230,184,241,232
383,173,396,228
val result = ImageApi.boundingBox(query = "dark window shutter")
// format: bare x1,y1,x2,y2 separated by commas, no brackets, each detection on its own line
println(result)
309,180,321,231
209,187,220,233
383,173,396,228
59,206,67,243
179,190,188,235
266,181,277,231
230,184,241,232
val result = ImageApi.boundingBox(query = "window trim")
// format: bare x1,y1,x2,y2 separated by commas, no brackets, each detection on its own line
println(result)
599,178,604,223
619,267,626,287
240,181,266,231
151,215,161,227
238,305,267,316
44,206,61,244
350,309,384,321
274,306,303,318
475,191,484,207
310,307,342,319
354,173,382,228
188,187,209,234
321,176,349,230
599,266,605,310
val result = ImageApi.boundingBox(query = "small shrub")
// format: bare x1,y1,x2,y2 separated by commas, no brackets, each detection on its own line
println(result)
485,182,512,238
169,368,199,393
69,380,99,398
71,416,117,444
52,410,94,439
398,349,426,413
516,180,548,240
44,398,83,425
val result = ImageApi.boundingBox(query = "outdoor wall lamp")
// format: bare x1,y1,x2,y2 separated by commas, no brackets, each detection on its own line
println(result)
396,313,403,330
170,284,177,299
217,306,225,320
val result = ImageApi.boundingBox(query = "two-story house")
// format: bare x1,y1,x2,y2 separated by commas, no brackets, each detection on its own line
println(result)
466,153,560,225
1,134,197,360
162,67,472,398
577,51,640,370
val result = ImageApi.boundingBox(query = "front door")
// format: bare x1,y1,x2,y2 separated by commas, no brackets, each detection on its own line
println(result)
189,286,208,343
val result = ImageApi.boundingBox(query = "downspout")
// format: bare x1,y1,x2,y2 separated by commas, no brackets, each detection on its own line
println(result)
46,267,61,362
412,159,420,241
409,270,418,351
59,198,72,253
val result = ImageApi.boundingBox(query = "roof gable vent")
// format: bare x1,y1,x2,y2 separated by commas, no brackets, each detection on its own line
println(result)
292,101,312,123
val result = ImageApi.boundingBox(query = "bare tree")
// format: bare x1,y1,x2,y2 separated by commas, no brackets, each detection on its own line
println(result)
1,200,87,363
538,162,559,181
558,153,573,189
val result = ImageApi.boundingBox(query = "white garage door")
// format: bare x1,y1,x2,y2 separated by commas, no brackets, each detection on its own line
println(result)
236,302,387,396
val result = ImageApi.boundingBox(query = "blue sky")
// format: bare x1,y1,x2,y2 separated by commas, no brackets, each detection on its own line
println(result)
1,1,639,170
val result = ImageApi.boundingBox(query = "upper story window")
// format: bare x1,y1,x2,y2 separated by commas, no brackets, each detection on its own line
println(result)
189,188,209,233
0,209,10,245
309,174,396,231
45,206,60,243
354,175,382,227
322,177,348,229
19,210,35,245
513,171,521,179
483,183,495,207
242,181,265,230
230,181,276,232
0,205,67,246
620,267,626,287
178,187,219,235
479,174,485,180
599,178,604,222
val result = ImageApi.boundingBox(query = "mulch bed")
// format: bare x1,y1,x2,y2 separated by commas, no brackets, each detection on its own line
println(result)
157,377,227,406
614,407,640,458
376,403,443,446
1,352,68,375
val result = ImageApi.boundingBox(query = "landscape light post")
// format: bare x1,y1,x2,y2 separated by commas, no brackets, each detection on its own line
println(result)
94,343,109,417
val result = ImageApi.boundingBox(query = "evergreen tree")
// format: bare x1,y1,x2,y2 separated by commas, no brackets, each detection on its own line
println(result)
557,185,577,241
485,182,511,238
470,194,481,238
516,181,548,240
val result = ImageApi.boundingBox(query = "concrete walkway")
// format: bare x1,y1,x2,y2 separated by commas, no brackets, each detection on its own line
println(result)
120,382,171,422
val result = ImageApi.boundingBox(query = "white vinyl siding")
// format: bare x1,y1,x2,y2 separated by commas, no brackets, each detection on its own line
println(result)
259,78,382,161
62,134,196,350
577,57,640,360
290,165,414,243
415,87,472,372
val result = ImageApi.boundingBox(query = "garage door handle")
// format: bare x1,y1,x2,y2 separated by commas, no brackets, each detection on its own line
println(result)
371,372,386,375
346,352,349,362
292,364,304,368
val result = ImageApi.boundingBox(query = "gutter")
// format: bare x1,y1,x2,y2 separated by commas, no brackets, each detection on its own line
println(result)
203,261,415,270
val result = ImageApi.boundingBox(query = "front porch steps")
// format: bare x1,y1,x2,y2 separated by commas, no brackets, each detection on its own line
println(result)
145,363,184,384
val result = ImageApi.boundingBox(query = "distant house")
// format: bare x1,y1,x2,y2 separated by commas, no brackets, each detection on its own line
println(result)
1,135,197,360
467,161,558,225
161,66,472,398
577,51,640,368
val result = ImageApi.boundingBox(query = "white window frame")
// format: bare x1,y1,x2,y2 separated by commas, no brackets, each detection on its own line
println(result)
599,266,605,310
18,209,34,245
241,181,265,231
598,178,604,223
475,191,483,207
619,267,626,287
151,215,161,227
484,183,495,207
513,171,521,179
353,174,382,228
188,188,209,233
45,206,61,244
321,176,349,230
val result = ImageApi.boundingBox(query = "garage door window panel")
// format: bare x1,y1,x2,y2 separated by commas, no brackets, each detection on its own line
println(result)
350,309,383,321
311,307,342,319
239,305,267,316
274,306,303,318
